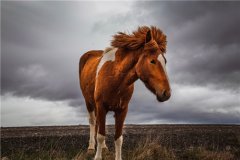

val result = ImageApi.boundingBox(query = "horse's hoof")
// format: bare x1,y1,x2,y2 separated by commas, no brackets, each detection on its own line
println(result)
87,149,95,155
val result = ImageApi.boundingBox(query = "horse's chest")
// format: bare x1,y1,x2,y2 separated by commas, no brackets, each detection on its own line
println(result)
104,95,125,110
100,85,133,110
95,67,123,101
102,87,122,102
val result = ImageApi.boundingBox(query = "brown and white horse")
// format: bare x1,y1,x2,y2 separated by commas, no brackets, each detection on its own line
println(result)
79,26,171,160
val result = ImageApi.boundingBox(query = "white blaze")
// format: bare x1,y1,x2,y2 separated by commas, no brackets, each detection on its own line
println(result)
158,54,170,84
157,54,166,72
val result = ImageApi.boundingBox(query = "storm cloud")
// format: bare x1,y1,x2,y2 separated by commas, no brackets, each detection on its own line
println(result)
135,2,240,89
1,1,240,126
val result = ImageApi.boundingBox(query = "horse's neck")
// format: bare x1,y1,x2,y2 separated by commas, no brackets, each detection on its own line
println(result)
116,49,140,85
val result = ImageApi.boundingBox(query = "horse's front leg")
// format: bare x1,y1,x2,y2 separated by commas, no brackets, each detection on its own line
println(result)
94,103,107,160
114,107,128,160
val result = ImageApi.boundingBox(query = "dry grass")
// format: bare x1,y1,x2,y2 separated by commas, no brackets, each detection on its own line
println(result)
181,148,235,160
124,136,175,160
2,135,237,160
73,136,236,160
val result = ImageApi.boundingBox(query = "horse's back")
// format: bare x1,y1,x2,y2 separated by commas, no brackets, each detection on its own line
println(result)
79,50,103,109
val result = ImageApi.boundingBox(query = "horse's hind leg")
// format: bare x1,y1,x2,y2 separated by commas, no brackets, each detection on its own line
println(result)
86,102,96,151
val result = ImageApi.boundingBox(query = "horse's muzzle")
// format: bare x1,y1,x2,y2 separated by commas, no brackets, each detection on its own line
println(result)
156,90,171,102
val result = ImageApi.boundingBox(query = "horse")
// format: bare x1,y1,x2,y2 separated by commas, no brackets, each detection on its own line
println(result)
79,26,171,160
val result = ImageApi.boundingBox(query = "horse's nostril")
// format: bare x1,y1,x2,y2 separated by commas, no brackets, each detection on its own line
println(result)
156,90,171,102
162,90,171,98
162,90,167,97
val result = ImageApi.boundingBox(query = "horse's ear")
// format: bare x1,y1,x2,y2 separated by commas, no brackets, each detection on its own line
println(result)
145,30,152,43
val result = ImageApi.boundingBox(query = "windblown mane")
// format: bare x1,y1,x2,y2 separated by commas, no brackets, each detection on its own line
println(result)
111,26,167,53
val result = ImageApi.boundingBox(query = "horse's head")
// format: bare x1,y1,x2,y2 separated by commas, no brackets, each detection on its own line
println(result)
136,30,171,102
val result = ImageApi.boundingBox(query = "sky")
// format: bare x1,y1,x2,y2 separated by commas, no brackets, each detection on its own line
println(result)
1,1,240,127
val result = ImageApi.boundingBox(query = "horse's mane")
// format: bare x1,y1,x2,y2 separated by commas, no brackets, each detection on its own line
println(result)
104,47,114,53
111,26,167,53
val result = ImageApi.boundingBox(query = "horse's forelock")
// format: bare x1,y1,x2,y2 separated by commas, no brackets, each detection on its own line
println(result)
144,40,159,52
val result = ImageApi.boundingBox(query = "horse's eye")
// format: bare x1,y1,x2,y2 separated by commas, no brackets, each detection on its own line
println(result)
150,59,156,64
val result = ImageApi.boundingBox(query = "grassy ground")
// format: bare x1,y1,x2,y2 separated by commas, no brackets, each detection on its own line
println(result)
2,135,239,160
1,125,240,160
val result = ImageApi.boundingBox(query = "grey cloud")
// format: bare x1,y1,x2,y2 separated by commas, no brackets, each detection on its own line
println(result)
1,1,135,106
133,1,240,90
126,82,240,124
1,1,240,126
171,44,240,90
1,1,96,106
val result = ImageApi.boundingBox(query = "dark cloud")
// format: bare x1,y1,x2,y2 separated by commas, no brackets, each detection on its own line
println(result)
1,1,133,107
1,1,240,126
1,1,89,105
134,1,240,90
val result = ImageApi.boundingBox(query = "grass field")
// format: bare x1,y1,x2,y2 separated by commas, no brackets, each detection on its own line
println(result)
1,125,240,160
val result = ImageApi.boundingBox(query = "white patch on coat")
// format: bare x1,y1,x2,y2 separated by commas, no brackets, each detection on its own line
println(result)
115,135,123,160
96,47,117,77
